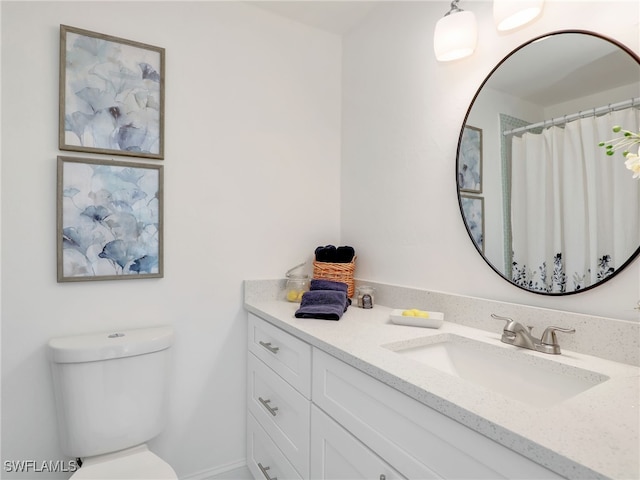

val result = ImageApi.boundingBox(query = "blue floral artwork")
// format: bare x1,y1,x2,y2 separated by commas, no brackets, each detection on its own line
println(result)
59,25,165,159
57,156,163,282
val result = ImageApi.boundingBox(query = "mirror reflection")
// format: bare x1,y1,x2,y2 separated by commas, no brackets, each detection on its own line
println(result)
458,31,640,295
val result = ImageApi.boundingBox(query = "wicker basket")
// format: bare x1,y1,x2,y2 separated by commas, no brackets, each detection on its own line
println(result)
312,257,356,298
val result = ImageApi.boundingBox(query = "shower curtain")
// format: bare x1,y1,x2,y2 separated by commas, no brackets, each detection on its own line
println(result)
510,108,640,293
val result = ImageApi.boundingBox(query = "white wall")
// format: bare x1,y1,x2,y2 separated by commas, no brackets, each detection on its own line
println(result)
1,2,341,478
342,0,640,322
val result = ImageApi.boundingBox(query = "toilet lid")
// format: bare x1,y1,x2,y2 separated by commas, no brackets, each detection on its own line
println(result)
71,449,177,479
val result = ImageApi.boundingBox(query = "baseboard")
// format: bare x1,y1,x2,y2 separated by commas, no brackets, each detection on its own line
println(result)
181,459,251,480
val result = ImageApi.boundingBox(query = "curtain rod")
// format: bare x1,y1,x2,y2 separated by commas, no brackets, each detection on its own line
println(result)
502,97,640,136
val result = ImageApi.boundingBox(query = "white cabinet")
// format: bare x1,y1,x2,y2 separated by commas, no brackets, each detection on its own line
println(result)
310,405,405,480
312,348,563,480
247,413,303,480
247,353,310,474
247,313,312,479
247,313,563,480
248,313,312,398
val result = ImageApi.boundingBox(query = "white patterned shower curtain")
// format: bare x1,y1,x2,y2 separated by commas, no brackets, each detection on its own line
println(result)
510,108,640,292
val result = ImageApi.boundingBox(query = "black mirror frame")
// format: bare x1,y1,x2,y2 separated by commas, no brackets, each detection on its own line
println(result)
457,29,640,296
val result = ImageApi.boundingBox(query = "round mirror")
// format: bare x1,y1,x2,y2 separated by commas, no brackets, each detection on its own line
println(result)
457,30,640,295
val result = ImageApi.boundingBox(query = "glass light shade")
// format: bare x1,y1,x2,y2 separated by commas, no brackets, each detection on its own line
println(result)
494,0,544,31
434,10,478,62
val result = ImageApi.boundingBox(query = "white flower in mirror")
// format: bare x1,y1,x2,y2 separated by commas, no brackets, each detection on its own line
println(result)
600,126,640,179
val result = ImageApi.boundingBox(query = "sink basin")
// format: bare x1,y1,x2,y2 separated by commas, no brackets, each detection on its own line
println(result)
384,334,609,407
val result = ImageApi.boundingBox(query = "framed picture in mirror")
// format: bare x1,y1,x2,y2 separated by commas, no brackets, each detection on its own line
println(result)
460,194,484,254
457,125,483,194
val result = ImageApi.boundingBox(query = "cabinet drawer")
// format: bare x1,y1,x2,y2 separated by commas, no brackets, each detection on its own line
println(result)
312,349,562,480
247,412,303,480
311,405,406,480
248,313,311,398
248,352,310,477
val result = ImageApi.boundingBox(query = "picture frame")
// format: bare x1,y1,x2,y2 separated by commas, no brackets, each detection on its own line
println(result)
57,156,163,282
59,25,165,159
458,125,483,193
460,194,484,254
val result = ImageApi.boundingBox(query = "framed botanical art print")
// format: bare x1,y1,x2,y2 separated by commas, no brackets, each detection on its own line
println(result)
57,156,163,282
59,25,165,159
460,194,484,254
458,125,483,193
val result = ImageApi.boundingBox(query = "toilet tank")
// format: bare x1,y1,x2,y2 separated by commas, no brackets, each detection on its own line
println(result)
48,326,174,458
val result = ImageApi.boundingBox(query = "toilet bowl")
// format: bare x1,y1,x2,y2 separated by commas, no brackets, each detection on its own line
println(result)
70,445,177,479
48,326,177,479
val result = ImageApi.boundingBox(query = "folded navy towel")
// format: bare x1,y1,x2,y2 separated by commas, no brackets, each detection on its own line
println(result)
310,279,348,293
295,290,348,321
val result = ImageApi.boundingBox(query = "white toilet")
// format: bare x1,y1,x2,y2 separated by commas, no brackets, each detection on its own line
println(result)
48,326,177,479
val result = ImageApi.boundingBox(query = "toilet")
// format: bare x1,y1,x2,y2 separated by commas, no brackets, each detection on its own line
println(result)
47,326,177,479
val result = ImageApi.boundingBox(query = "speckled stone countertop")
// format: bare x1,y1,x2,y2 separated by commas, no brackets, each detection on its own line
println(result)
244,280,639,480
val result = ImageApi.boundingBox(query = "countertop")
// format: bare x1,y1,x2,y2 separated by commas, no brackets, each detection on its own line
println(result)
244,298,640,480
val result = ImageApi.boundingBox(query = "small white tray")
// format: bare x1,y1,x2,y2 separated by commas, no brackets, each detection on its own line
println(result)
389,309,444,329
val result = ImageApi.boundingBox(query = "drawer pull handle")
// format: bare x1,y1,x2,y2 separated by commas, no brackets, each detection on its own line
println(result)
258,397,279,416
259,341,280,354
258,462,278,480
380,476,386,480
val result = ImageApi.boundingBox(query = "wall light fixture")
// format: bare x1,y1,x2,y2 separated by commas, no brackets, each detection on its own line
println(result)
433,0,478,62
493,0,544,32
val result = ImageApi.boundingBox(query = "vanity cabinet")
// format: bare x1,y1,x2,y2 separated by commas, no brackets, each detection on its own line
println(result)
312,348,562,480
247,413,304,480
310,405,405,480
247,313,563,480
247,313,312,479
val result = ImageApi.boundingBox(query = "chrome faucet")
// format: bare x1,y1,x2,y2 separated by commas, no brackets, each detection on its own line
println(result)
491,314,575,355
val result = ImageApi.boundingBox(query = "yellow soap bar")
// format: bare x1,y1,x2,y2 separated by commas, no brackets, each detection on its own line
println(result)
402,309,429,318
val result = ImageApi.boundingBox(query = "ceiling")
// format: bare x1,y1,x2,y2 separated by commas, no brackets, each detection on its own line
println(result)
486,32,639,106
247,1,379,34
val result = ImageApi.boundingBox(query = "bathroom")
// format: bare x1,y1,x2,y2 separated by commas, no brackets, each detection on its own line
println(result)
1,0,638,479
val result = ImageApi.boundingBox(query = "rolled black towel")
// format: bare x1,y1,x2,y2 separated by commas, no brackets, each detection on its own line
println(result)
315,245,337,262
310,279,348,293
315,245,354,263
336,246,355,263
294,290,348,321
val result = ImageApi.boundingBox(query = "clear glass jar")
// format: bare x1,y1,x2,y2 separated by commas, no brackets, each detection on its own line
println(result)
356,285,375,308
286,275,309,303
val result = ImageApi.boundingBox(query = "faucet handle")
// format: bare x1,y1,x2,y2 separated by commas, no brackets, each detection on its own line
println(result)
491,313,515,328
491,314,518,341
540,326,575,354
